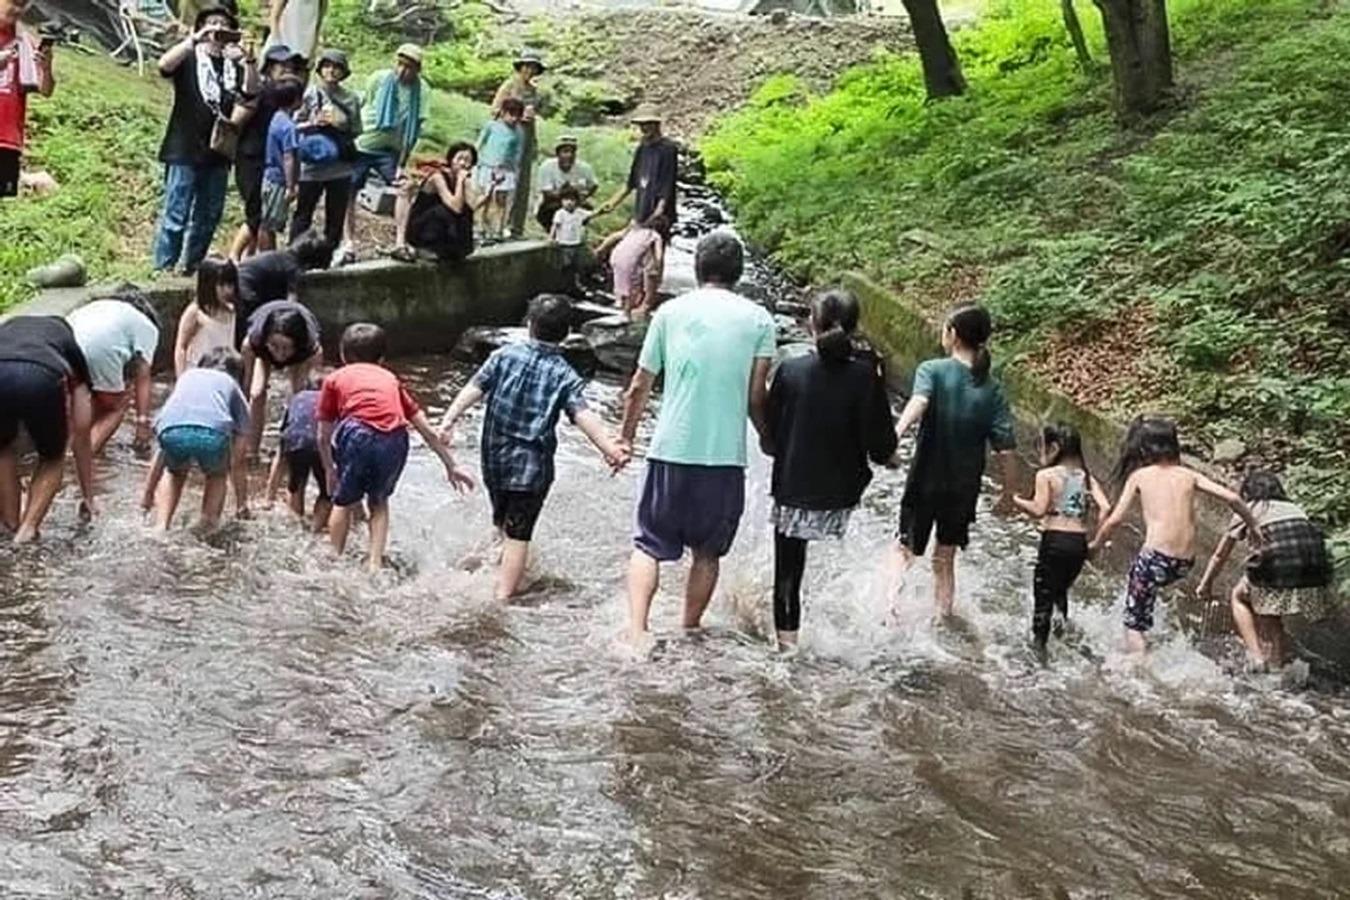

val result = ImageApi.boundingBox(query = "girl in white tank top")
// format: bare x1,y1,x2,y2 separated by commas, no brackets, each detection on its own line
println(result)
175,255,239,376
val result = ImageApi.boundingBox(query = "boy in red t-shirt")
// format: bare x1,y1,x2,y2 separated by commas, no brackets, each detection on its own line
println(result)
0,1,56,198
318,322,474,571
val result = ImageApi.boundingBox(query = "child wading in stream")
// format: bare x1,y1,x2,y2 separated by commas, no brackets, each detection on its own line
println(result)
318,323,474,571
1091,415,1263,655
1014,422,1112,660
1196,470,1336,670
142,347,252,531
266,373,331,532
763,288,897,649
440,294,629,601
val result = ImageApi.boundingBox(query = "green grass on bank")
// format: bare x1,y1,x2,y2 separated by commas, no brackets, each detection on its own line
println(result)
0,35,638,311
703,0,1350,567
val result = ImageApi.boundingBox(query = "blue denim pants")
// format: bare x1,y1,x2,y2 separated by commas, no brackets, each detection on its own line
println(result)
152,163,229,272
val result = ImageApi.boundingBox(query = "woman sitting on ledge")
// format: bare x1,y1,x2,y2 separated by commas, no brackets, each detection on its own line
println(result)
390,142,495,264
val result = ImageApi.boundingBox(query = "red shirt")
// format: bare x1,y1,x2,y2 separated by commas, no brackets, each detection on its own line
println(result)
316,362,421,432
0,27,33,152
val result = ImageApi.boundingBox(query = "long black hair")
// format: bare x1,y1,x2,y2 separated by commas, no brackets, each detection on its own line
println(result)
195,255,238,317
1112,414,1181,486
811,288,860,364
946,304,992,384
262,306,313,362
1040,421,1096,492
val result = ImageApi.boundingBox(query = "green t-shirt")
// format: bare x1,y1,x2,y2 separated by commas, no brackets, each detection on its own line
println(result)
356,70,416,156
637,287,777,467
903,356,1016,503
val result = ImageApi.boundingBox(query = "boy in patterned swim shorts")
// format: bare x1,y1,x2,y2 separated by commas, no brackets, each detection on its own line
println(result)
1092,416,1263,655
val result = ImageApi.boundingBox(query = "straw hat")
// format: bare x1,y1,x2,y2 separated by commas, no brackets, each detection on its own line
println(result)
555,134,579,150
630,104,662,124
396,43,424,66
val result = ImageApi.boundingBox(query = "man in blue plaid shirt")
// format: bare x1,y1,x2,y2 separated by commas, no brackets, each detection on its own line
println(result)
440,294,628,600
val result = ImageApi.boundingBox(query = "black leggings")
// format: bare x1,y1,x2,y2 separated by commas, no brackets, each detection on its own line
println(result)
774,532,808,633
1032,531,1089,645
291,177,352,247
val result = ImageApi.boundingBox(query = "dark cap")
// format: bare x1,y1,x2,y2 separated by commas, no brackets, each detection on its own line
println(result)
316,48,351,79
194,4,240,31
263,43,306,66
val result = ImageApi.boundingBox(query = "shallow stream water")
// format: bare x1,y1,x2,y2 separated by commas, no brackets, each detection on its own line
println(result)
3,359,1350,898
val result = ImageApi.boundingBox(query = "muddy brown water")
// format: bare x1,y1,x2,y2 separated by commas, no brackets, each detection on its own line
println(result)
2,359,1350,898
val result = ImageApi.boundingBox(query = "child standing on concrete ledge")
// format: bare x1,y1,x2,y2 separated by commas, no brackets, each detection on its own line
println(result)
318,323,474,571
440,295,629,600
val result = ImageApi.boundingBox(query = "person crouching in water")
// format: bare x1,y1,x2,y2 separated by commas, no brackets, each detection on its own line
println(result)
1014,422,1112,660
318,323,474,572
1196,470,1336,670
265,373,331,532
439,295,629,600
763,288,897,649
141,346,252,531
1092,415,1263,655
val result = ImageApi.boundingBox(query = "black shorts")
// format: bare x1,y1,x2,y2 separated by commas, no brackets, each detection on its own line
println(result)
0,148,19,198
286,447,329,501
489,488,549,542
236,155,265,229
898,494,974,557
0,361,69,460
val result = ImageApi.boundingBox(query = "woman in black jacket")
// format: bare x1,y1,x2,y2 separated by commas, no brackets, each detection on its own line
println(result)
764,288,898,649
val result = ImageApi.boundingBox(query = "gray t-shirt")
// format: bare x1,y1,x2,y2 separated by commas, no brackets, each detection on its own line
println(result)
155,368,251,436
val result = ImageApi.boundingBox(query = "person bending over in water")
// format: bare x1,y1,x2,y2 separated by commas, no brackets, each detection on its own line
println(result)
141,346,251,531
763,288,897,650
265,373,331,533
1196,470,1336,670
1091,415,1262,655
318,323,474,572
440,295,628,600
609,212,667,319
1015,422,1111,660
66,291,161,455
890,304,1016,621
0,315,97,543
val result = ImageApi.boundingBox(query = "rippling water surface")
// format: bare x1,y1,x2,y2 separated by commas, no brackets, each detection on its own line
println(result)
2,361,1349,899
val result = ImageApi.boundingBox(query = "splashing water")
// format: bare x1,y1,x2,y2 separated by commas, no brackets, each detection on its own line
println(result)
1,360,1348,898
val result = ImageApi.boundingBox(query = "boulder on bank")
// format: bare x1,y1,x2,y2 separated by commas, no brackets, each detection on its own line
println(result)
452,325,597,377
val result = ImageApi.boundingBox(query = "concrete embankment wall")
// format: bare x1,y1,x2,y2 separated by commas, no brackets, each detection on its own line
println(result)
846,271,1349,670
8,241,571,363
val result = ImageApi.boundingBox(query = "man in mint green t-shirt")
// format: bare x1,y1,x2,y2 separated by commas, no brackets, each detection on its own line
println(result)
619,232,777,645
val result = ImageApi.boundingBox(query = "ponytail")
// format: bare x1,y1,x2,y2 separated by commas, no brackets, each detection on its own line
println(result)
811,288,861,365
947,304,993,385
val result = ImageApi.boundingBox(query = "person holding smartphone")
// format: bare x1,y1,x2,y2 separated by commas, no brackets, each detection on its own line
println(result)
151,5,259,273
0,0,55,199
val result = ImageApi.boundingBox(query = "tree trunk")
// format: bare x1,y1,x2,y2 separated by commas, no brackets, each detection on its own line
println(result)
1061,0,1094,73
1092,0,1174,119
901,0,966,100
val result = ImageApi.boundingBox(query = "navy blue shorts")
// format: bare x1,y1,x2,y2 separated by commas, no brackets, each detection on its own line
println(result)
331,419,408,507
350,150,398,191
634,460,745,562
0,360,69,460
488,487,549,541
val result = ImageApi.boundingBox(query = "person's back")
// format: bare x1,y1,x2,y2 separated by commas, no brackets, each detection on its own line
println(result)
320,361,417,433
282,386,320,452
67,299,160,394
769,350,896,510
643,287,776,467
908,356,1013,501
1133,463,1201,559
479,341,584,482
479,119,520,169
157,366,249,432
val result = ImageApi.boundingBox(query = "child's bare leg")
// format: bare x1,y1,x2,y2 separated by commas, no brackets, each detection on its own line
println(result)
14,457,64,544
0,449,21,532
932,544,957,619
1229,579,1265,664
366,501,390,572
1123,628,1148,655
287,489,305,519
230,440,251,516
200,472,228,530
1258,614,1288,668
886,540,915,617
154,470,189,531
311,497,332,533
265,450,285,509
329,504,354,556
91,392,130,454
496,538,529,601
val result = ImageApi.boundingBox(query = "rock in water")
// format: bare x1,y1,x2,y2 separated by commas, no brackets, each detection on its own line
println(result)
774,314,811,345
451,326,596,377
581,314,648,373
26,254,86,289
